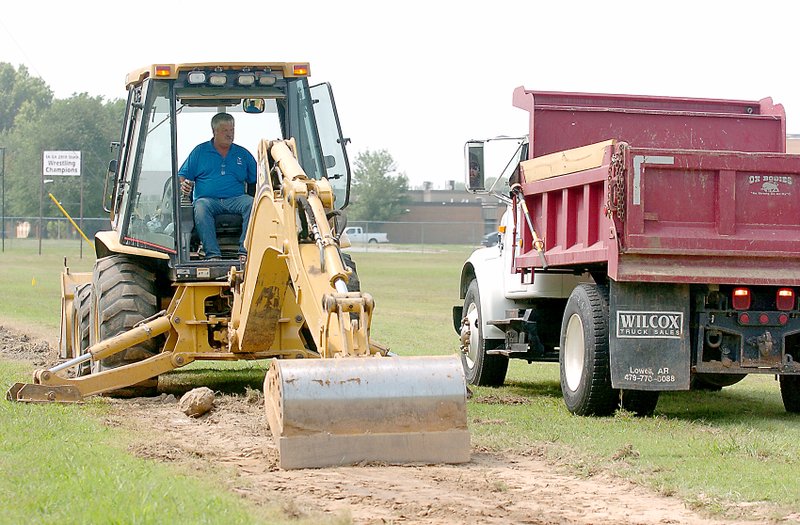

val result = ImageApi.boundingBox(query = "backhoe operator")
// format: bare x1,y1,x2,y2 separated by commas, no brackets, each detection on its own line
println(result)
178,112,257,260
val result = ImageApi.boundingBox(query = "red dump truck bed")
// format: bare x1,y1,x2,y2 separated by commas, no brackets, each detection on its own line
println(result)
512,87,800,285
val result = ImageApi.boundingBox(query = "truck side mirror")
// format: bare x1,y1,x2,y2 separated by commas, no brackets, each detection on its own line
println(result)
465,141,485,192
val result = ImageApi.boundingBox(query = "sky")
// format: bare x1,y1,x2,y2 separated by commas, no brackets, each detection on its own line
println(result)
1,0,798,189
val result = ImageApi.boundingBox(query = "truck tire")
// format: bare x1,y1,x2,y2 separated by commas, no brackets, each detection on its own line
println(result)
90,255,162,396
620,389,659,416
559,283,617,416
460,279,508,386
71,283,92,377
368,238,378,244
779,376,800,413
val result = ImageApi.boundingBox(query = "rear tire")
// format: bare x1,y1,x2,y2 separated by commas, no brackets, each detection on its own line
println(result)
460,279,508,386
71,283,92,377
559,283,617,416
90,255,162,397
780,375,800,413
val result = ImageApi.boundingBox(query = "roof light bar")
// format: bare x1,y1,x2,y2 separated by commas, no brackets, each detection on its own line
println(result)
187,71,207,84
208,73,227,86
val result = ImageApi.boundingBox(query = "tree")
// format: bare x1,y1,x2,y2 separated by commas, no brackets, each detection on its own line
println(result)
0,63,52,134
3,93,124,217
348,149,411,221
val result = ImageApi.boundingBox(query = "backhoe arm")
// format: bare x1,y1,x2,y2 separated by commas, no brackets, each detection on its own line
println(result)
229,139,376,359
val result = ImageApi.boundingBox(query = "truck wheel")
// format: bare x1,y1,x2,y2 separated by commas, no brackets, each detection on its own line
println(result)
779,376,800,413
71,283,92,377
460,279,508,386
620,390,659,416
90,255,162,396
559,283,617,416
368,238,378,244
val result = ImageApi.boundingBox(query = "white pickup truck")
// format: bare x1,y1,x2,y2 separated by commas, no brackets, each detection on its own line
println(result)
343,226,389,244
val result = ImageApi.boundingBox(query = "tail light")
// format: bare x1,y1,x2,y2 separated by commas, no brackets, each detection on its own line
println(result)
732,288,751,310
777,288,795,311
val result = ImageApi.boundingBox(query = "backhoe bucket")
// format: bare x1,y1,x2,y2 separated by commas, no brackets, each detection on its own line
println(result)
265,354,470,469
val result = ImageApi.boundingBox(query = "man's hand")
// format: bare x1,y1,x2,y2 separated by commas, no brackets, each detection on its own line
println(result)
180,178,194,196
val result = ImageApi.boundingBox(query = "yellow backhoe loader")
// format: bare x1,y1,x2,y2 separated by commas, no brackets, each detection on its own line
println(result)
6,62,469,469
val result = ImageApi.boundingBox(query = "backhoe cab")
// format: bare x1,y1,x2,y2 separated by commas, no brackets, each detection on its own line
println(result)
8,62,470,469
101,63,350,281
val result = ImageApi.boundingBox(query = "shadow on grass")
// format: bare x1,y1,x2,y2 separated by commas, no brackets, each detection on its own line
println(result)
157,367,267,396
499,378,562,400
656,388,795,424
476,375,798,427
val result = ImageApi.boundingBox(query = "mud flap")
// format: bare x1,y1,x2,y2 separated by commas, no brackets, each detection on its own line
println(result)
264,355,470,469
609,281,690,391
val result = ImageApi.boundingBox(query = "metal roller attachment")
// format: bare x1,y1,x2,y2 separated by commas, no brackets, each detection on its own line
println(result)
265,354,470,469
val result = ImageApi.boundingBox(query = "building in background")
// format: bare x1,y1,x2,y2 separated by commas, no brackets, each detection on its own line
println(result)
789,134,800,153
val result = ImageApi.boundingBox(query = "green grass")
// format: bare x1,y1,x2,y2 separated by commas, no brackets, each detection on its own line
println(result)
0,359,336,525
0,239,94,329
3,240,800,521
347,245,474,357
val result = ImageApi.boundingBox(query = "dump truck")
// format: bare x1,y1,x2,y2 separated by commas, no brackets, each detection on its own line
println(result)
6,62,469,469
455,87,800,417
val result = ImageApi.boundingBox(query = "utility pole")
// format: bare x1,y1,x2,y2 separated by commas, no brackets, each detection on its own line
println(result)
1,147,5,252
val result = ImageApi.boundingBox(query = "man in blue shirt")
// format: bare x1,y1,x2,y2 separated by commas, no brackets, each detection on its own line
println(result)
178,113,257,260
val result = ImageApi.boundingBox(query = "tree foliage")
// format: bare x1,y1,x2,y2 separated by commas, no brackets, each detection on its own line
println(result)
0,63,53,134
348,149,410,221
2,93,124,217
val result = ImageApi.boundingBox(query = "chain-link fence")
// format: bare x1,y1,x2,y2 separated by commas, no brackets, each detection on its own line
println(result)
344,220,495,247
0,217,498,252
0,217,110,242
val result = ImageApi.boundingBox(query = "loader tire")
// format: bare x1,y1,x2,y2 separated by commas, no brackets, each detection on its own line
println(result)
90,255,161,397
342,252,360,292
559,283,618,416
460,279,508,387
779,375,800,413
71,282,92,377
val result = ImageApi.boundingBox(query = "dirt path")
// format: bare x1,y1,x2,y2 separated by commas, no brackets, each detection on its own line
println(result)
0,324,770,525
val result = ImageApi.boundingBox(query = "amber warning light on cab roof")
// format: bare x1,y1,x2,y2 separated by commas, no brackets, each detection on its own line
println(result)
155,65,172,77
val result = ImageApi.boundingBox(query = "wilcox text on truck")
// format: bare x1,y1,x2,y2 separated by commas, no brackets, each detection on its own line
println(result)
455,87,800,416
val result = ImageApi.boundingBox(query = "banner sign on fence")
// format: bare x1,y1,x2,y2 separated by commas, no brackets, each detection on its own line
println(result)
43,151,81,177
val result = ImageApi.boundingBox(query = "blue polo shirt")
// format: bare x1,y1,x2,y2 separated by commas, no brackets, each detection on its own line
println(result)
178,140,257,199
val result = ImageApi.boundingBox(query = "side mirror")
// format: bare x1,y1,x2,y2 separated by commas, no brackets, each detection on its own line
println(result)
102,158,119,214
465,141,485,192
242,98,265,114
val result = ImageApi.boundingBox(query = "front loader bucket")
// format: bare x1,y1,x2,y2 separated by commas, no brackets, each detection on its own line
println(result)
264,354,470,469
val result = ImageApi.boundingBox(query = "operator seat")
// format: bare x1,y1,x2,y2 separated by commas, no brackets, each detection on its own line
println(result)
186,183,255,259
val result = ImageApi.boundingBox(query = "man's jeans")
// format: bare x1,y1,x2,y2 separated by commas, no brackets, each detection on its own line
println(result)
193,194,253,258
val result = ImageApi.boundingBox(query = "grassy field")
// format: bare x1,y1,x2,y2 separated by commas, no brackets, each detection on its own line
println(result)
2,240,800,522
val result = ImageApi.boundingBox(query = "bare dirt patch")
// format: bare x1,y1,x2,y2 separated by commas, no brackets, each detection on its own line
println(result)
1,325,770,525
